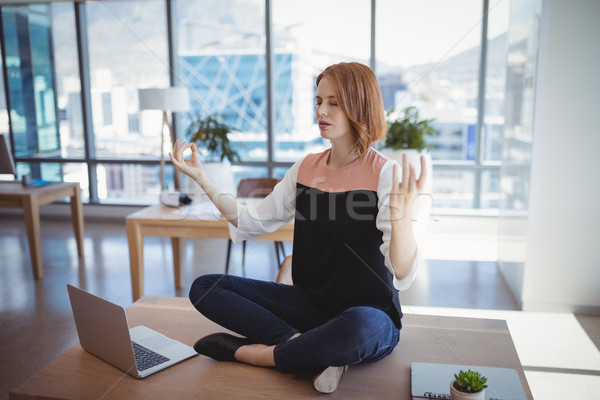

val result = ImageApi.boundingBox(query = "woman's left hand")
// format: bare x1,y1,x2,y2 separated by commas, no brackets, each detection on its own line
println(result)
390,154,427,222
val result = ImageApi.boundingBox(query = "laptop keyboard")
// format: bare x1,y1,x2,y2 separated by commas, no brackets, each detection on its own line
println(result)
132,341,170,371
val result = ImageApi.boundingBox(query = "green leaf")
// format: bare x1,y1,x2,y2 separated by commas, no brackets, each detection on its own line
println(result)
454,369,488,393
185,114,240,163
383,106,436,152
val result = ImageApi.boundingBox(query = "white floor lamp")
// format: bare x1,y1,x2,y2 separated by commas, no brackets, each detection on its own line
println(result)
139,87,190,191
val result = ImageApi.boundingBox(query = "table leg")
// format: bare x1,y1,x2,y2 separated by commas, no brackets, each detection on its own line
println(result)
171,237,182,289
22,196,43,279
70,184,85,258
126,219,144,301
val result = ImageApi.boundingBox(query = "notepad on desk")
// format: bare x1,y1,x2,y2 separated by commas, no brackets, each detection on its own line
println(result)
22,174,56,187
24,178,54,187
411,362,528,400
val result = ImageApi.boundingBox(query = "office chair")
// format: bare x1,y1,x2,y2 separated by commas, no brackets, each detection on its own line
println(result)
225,177,286,275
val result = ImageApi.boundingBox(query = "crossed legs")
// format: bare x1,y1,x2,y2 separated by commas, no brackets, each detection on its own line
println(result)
188,274,399,381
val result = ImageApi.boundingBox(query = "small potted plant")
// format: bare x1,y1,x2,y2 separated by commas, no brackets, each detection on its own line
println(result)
450,369,488,400
380,105,435,184
186,114,241,163
380,106,435,220
383,106,436,153
183,114,241,197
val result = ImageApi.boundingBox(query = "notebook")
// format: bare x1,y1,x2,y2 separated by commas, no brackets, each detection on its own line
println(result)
411,362,528,400
66,284,197,378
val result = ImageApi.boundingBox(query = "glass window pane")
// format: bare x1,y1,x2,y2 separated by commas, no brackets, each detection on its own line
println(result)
97,163,162,204
86,1,169,159
14,162,89,202
272,0,371,162
376,0,483,161
180,164,268,201
2,5,60,158
481,168,500,209
502,0,537,164
483,0,510,161
483,122,504,161
432,169,475,209
273,166,290,180
0,38,8,135
499,166,530,211
231,166,269,190
30,8,59,155
174,0,266,162
51,3,85,158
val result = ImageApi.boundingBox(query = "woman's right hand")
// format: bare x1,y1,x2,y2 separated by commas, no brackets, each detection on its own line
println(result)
169,140,205,184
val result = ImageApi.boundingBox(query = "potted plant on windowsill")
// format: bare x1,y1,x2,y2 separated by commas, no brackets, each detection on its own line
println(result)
450,369,488,400
183,114,241,199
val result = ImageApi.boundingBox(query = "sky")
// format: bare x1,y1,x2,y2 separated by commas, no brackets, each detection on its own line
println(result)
273,0,509,68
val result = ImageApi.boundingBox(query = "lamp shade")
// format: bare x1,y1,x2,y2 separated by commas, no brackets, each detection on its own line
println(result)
138,87,190,112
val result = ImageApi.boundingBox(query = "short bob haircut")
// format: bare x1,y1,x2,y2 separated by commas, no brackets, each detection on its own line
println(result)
316,62,386,157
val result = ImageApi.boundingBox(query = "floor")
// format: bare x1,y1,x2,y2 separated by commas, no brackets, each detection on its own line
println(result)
1,215,599,399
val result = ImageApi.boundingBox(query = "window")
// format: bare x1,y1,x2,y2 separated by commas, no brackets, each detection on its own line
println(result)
86,0,169,160
52,3,85,159
97,162,163,204
15,161,90,202
376,0,507,210
85,0,169,202
500,0,539,212
271,0,371,162
174,0,266,162
2,5,59,162
483,0,510,162
377,0,483,160
0,0,510,212
0,35,8,136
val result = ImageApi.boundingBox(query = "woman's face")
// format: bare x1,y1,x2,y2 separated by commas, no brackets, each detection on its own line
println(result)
316,77,352,142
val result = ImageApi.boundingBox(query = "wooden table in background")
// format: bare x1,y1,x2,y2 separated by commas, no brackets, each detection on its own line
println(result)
126,204,294,301
0,181,84,278
9,296,533,400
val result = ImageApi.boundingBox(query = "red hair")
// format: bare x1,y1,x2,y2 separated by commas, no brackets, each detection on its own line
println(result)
316,62,386,157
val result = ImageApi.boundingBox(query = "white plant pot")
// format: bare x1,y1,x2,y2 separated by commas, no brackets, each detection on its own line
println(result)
450,380,485,400
379,148,432,192
183,159,236,204
380,148,434,228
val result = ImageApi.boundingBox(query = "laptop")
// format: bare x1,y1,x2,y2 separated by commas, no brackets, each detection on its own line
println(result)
66,284,197,378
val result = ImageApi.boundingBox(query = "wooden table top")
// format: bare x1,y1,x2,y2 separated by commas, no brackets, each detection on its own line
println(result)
9,296,532,400
0,181,76,196
126,203,294,241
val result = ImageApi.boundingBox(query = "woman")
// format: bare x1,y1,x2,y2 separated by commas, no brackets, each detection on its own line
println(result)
169,62,427,393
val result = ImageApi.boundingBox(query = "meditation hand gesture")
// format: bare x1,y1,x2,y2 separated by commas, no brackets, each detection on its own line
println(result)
169,140,205,184
390,154,427,221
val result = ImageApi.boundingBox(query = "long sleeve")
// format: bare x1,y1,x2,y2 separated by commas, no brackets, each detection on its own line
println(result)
376,159,426,291
228,158,302,242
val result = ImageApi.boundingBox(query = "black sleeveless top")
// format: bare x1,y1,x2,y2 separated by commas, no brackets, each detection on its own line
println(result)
290,148,402,328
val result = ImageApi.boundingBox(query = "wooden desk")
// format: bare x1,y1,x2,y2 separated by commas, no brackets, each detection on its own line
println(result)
9,296,533,400
0,181,84,278
126,205,294,301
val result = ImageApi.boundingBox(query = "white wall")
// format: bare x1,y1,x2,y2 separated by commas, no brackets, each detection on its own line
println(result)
522,0,600,313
